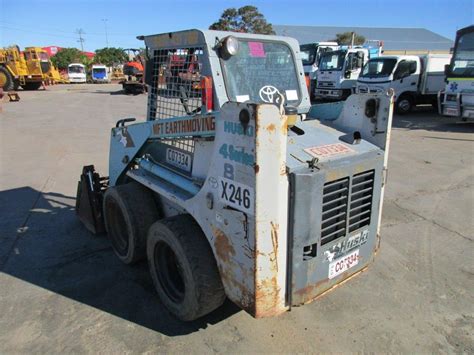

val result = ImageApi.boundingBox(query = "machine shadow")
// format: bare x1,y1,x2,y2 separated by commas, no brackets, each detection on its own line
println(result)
0,186,240,336
392,107,474,134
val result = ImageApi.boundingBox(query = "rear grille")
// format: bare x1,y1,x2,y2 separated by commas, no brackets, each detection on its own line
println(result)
349,170,375,232
320,170,375,245
321,177,349,245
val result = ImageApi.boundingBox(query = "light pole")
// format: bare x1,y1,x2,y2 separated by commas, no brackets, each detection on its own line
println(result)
102,19,109,47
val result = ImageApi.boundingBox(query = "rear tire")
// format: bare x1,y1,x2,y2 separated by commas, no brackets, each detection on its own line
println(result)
396,95,413,115
147,215,225,321
103,182,159,264
0,66,14,91
21,82,42,90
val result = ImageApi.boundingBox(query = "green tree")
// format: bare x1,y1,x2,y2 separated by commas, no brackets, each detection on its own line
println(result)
51,48,87,70
94,47,128,67
333,32,366,46
209,5,274,34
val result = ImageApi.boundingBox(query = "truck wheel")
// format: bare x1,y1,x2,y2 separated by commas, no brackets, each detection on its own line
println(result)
396,95,413,115
22,82,42,90
103,182,159,264
0,67,14,91
147,215,226,321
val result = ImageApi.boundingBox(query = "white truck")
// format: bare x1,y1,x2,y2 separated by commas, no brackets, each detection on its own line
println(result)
357,54,451,114
314,42,382,101
68,63,87,83
438,25,474,120
300,42,339,98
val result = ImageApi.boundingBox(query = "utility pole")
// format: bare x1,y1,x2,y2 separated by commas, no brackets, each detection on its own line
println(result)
76,28,85,52
102,19,109,47
350,32,355,48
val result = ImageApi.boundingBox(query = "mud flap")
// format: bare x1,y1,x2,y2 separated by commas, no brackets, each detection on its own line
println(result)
75,165,108,234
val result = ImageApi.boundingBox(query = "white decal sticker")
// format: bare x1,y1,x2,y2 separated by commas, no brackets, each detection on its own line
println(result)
328,249,359,279
305,143,355,159
236,95,250,102
218,176,254,214
166,148,192,172
285,89,298,100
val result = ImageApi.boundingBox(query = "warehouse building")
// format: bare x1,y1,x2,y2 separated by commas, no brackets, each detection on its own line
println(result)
274,25,453,54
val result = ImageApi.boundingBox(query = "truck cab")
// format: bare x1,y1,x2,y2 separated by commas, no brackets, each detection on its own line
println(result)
438,25,474,120
358,55,451,114
315,43,382,101
300,42,338,97
68,63,87,83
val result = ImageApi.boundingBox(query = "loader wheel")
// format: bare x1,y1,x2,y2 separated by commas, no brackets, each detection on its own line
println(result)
22,82,42,90
0,67,14,91
147,215,226,321
103,182,159,264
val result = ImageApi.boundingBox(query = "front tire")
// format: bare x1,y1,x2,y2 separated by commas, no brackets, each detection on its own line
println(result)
0,66,14,91
396,95,413,115
103,182,159,264
147,215,225,321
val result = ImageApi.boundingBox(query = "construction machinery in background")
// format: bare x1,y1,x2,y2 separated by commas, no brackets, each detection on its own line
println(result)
24,47,66,85
438,25,474,121
76,29,394,321
0,46,43,90
0,45,67,91
121,48,146,94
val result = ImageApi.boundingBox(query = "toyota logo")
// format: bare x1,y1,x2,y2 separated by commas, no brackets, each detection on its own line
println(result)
259,85,280,103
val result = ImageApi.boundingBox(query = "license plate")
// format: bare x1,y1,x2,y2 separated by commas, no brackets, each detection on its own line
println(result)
166,148,192,172
445,107,459,116
328,249,359,279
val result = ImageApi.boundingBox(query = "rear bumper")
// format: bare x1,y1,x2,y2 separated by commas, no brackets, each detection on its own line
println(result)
438,91,474,120
314,88,343,99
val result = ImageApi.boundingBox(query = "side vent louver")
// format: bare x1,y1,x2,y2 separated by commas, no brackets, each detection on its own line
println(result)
321,177,349,245
349,170,375,232
320,170,375,245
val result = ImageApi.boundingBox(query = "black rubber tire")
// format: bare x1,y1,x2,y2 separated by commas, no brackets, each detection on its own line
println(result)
396,95,413,115
103,182,159,264
0,66,14,91
147,215,226,321
21,82,42,90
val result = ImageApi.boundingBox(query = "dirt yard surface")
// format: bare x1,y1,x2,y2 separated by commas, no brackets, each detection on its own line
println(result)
0,84,473,353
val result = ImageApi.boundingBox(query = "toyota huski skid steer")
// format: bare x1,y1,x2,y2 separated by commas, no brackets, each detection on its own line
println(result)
76,30,394,321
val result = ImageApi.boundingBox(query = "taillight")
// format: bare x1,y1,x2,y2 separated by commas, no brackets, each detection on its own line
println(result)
305,75,310,91
201,76,213,112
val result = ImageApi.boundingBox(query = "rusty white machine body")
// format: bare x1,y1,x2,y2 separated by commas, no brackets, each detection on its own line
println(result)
76,29,394,320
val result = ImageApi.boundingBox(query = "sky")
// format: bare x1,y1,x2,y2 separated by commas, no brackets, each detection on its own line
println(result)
1,0,472,51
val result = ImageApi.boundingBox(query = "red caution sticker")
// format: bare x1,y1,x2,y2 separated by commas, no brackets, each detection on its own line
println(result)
304,143,355,158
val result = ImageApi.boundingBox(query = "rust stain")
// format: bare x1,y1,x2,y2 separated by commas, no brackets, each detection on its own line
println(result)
254,164,260,174
211,226,236,263
266,123,276,133
254,276,282,318
211,225,256,314
270,222,279,272
281,115,288,135
293,261,373,306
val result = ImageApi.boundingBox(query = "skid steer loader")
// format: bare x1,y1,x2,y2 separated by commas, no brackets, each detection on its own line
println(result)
76,29,394,321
